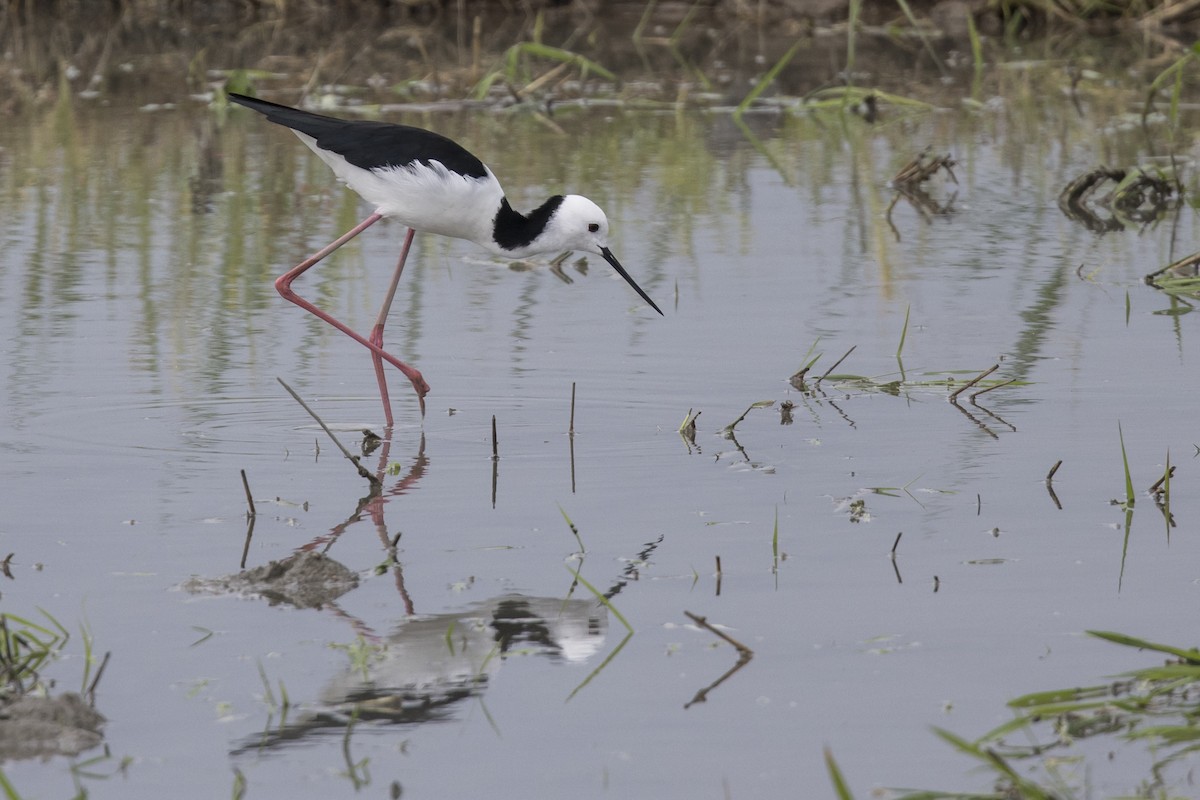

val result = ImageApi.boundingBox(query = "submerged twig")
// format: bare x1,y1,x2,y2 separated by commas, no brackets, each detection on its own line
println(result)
684,611,754,659
240,469,256,517
1046,460,1063,482
1149,466,1176,496
1045,459,1064,510
682,610,755,709
891,149,958,187
276,378,380,486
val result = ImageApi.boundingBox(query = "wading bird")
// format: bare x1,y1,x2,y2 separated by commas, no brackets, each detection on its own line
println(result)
229,92,662,425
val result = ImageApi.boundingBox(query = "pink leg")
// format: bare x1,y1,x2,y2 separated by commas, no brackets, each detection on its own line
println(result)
275,213,429,419
369,228,417,427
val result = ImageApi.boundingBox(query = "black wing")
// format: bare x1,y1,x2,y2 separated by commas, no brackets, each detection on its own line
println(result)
228,93,489,179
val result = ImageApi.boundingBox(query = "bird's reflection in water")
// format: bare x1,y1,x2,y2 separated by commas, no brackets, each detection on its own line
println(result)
230,595,606,753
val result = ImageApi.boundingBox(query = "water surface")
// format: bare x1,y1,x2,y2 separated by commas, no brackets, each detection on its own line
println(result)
1,48,1198,799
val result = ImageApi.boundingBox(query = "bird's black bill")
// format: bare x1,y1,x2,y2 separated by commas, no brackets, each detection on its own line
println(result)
601,248,663,316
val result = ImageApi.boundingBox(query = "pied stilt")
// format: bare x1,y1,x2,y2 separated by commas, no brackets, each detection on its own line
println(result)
228,92,662,425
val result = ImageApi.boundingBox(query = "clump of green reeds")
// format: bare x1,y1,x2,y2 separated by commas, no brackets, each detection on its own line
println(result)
1145,252,1200,303
0,610,68,696
874,629,1200,799
472,23,616,102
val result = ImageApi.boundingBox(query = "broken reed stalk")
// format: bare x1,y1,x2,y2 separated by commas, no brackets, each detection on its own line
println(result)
491,415,499,461
276,378,380,486
85,651,111,703
890,531,902,557
684,611,754,659
817,345,857,385
1144,251,1200,283
240,469,256,517
1046,460,1063,482
569,381,576,436
949,364,999,403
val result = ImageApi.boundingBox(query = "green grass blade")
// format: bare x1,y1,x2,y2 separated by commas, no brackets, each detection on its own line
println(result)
1008,684,1111,708
897,304,911,358
1163,449,1171,537
0,769,22,800
566,566,633,633
514,42,616,80
893,0,945,76
824,747,855,800
967,14,983,73
1118,422,1135,506
565,630,632,702
930,728,1052,799
558,503,585,552
735,39,802,118
1087,630,1200,663
771,506,779,564
846,0,861,75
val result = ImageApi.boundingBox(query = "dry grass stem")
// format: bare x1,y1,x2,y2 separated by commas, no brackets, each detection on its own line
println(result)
276,377,380,486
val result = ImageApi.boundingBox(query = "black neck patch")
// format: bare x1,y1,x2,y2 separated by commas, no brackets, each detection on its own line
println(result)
492,196,565,252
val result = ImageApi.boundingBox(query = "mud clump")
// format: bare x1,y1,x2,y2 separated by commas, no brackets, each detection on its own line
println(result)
0,693,105,760
181,551,359,609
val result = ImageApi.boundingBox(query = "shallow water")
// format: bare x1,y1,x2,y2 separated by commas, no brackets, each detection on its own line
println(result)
2,54,1199,798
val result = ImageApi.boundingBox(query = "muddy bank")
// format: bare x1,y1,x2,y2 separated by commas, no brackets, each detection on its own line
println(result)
4,0,1198,112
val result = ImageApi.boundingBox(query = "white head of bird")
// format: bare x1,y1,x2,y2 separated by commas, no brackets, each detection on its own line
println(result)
509,194,610,258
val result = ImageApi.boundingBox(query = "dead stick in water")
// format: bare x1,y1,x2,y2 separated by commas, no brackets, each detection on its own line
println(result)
949,364,998,403
890,531,902,557
492,415,499,461
1046,460,1063,482
240,469,256,517
277,378,380,486
970,378,1016,402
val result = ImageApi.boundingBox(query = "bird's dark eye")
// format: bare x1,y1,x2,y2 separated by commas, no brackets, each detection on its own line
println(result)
588,223,600,233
